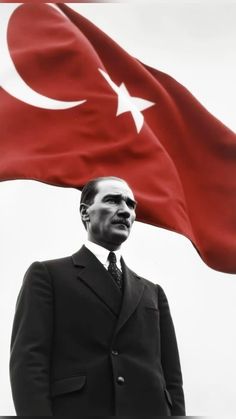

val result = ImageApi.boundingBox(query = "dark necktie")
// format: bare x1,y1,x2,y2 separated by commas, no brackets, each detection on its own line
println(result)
108,251,123,290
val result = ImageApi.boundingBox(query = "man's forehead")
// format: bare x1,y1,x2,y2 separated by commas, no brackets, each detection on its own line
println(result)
96,179,134,198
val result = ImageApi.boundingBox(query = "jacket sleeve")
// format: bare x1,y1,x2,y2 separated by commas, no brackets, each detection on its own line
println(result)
157,284,186,415
10,261,54,416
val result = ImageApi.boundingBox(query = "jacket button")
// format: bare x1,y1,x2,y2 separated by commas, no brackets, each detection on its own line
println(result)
117,376,125,385
111,349,119,356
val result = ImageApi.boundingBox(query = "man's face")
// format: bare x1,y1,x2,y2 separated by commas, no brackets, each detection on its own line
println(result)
84,179,137,250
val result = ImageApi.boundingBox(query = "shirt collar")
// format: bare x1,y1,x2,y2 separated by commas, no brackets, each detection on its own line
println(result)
84,240,122,269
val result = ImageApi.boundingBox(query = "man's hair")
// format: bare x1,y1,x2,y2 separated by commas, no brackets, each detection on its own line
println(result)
80,176,128,228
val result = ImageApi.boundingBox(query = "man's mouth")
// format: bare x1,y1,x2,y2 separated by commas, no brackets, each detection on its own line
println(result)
112,219,130,228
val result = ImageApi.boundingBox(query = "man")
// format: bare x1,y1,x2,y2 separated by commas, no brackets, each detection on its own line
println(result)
10,176,185,416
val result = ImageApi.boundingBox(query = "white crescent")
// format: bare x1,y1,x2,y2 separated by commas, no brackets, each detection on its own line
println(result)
0,3,86,110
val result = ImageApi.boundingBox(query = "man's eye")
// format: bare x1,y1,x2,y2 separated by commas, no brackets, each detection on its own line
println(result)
107,198,116,203
127,200,136,209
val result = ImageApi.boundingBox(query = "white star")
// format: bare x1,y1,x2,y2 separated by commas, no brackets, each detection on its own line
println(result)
99,68,155,133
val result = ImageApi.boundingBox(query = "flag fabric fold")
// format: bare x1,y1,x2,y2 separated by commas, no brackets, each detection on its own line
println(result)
0,3,235,273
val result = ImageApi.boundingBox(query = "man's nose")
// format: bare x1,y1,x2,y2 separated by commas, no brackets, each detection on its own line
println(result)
117,201,131,218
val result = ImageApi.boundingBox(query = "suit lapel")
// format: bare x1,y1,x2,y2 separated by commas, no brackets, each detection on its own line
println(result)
114,259,146,335
72,246,122,317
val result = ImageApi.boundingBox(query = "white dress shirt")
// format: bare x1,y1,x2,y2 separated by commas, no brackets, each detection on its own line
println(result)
84,240,122,271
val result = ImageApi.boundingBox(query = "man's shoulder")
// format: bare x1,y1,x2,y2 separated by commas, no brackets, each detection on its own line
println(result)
124,263,158,290
138,275,162,292
128,269,167,304
27,247,85,275
41,254,73,268
123,262,166,297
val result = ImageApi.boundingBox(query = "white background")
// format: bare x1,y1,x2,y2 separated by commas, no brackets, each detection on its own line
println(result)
0,1,236,415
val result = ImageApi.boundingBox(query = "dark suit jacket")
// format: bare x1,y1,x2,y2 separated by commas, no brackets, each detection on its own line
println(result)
10,246,185,416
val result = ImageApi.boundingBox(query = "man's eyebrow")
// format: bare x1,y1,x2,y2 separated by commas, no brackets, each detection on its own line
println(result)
102,193,120,200
103,194,137,206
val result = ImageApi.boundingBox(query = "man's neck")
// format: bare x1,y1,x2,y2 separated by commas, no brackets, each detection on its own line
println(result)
84,240,122,270
86,237,121,252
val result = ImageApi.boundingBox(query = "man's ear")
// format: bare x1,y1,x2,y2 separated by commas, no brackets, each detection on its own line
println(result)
80,203,90,223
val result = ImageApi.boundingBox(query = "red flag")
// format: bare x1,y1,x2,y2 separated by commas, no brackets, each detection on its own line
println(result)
0,3,236,273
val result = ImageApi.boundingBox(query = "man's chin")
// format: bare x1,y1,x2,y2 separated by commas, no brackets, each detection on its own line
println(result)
109,227,130,244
